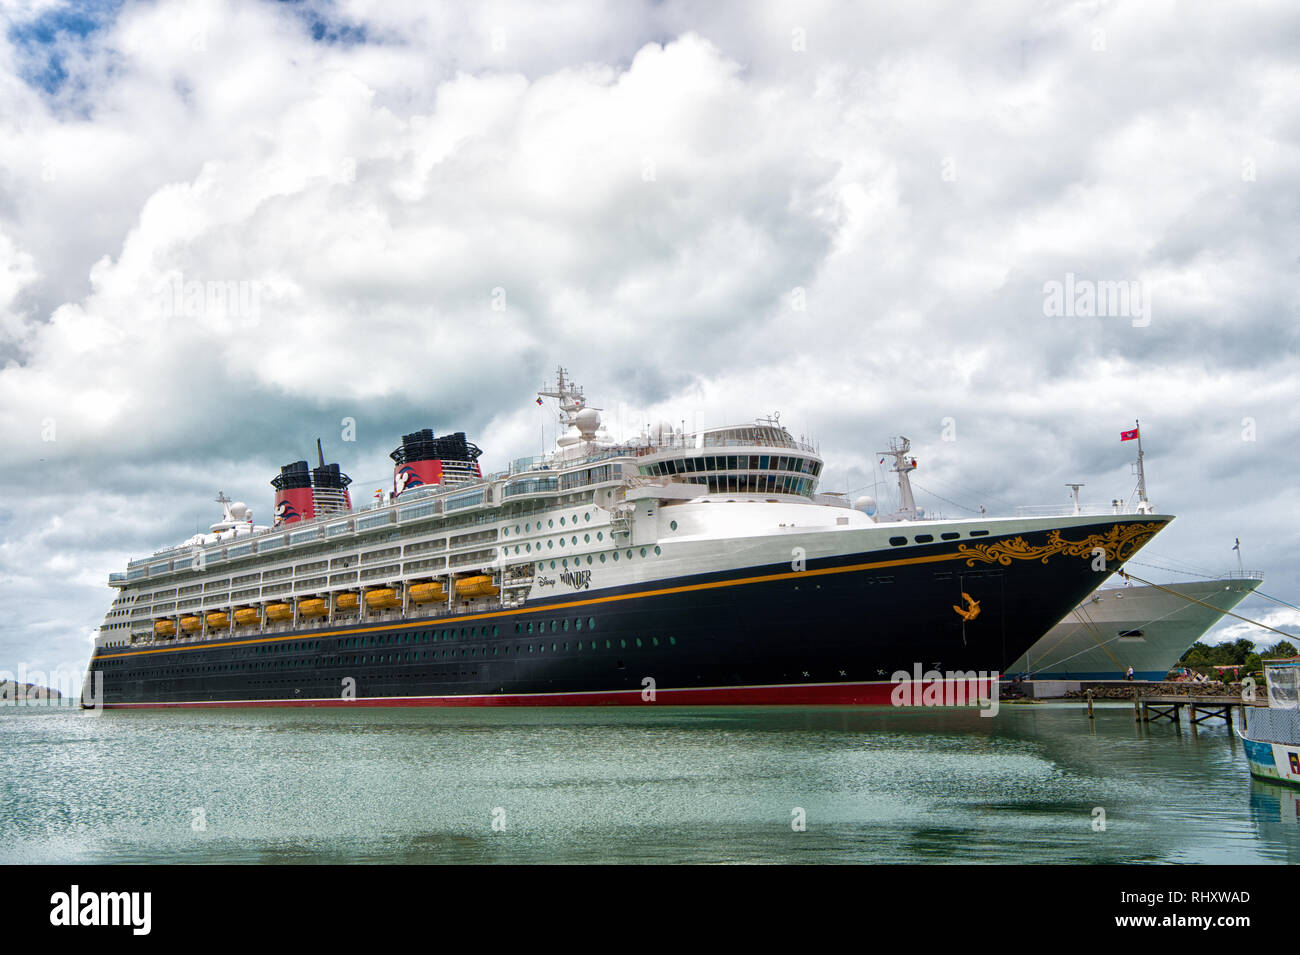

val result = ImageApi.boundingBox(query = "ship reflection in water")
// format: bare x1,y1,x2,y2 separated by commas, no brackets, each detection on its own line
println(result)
2,703,1298,864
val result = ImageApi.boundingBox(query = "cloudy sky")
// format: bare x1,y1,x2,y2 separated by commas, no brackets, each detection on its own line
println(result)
2,0,1297,683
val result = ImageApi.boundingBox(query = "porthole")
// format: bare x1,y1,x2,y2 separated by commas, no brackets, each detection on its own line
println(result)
576,618,584,631
563,619,570,631
626,550,633,559
941,532,960,541
588,617,595,630
640,547,647,557
635,638,643,647
548,540,554,549
654,545,661,555
584,533,590,543
548,520,554,528
914,534,934,544
550,560,557,569
558,538,564,547
572,514,578,524
600,553,606,563
584,513,590,522
670,520,678,531
597,532,604,541
613,552,619,561
889,536,907,546
587,556,593,565
571,536,577,545
669,637,677,646
560,517,565,526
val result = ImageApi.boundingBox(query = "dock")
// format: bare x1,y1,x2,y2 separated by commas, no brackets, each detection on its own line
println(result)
1078,685,1262,732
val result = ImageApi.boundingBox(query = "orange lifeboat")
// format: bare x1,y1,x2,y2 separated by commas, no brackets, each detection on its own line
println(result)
408,582,447,603
264,603,293,622
297,598,327,618
334,592,359,612
233,607,260,627
154,619,176,637
455,575,499,598
365,588,402,610
180,616,203,633
205,611,230,629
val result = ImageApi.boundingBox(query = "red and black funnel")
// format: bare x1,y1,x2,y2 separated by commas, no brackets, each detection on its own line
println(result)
390,430,482,497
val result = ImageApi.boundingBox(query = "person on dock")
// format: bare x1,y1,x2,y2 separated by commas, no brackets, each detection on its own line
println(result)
1126,666,1135,681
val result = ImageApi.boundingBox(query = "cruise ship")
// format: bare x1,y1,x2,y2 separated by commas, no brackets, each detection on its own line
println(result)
82,369,1173,708
1006,575,1263,681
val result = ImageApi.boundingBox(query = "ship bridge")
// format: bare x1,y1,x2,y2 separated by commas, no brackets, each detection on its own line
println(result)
634,421,823,498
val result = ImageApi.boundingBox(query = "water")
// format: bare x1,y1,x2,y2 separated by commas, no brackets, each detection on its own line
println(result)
2,701,1297,864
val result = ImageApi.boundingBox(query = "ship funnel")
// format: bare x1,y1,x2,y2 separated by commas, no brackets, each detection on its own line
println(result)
271,454,353,526
271,460,314,526
389,429,483,497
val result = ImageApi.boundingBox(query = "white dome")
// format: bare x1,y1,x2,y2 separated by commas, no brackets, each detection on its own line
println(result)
575,407,600,438
854,495,877,516
229,501,250,520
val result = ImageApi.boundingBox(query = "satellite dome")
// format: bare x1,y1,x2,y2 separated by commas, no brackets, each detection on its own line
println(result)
575,407,600,439
229,502,250,520
854,495,877,516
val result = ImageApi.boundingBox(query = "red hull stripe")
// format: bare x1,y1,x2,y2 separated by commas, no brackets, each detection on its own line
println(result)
95,679,997,709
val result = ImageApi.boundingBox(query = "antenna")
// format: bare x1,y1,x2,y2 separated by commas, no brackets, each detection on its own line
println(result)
316,437,325,469
876,436,918,520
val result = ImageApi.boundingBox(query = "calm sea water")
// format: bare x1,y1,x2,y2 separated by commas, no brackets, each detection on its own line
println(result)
2,701,1297,864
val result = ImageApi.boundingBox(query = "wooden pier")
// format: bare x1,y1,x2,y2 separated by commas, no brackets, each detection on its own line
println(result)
1084,688,1259,731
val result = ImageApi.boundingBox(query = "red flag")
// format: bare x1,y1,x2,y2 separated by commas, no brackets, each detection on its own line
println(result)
1120,428,1138,441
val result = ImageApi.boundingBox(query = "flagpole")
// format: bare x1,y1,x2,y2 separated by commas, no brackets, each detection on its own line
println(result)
1134,418,1147,510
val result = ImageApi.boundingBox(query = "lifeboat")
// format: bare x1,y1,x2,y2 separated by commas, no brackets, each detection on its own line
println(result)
180,616,203,633
455,575,499,598
233,607,260,627
334,592,359,612
154,619,176,637
298,598,327,618
365,588,402,610
408,582,447,603
206,611,230,629
265,603,293,622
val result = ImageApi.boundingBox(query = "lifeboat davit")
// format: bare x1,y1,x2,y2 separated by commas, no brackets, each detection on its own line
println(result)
180,616,203,633
365,588,402,609
154,619,176,637
455,575,499,598
206,611,230,629
298,598,327,618
233,607,260,627
408,582,447,603
265,603,293,621
334,592,359,612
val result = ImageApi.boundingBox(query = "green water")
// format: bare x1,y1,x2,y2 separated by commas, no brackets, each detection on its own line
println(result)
2,702,1296,864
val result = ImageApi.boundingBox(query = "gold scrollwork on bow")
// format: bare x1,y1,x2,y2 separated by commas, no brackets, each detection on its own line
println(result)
955,522,1165,568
